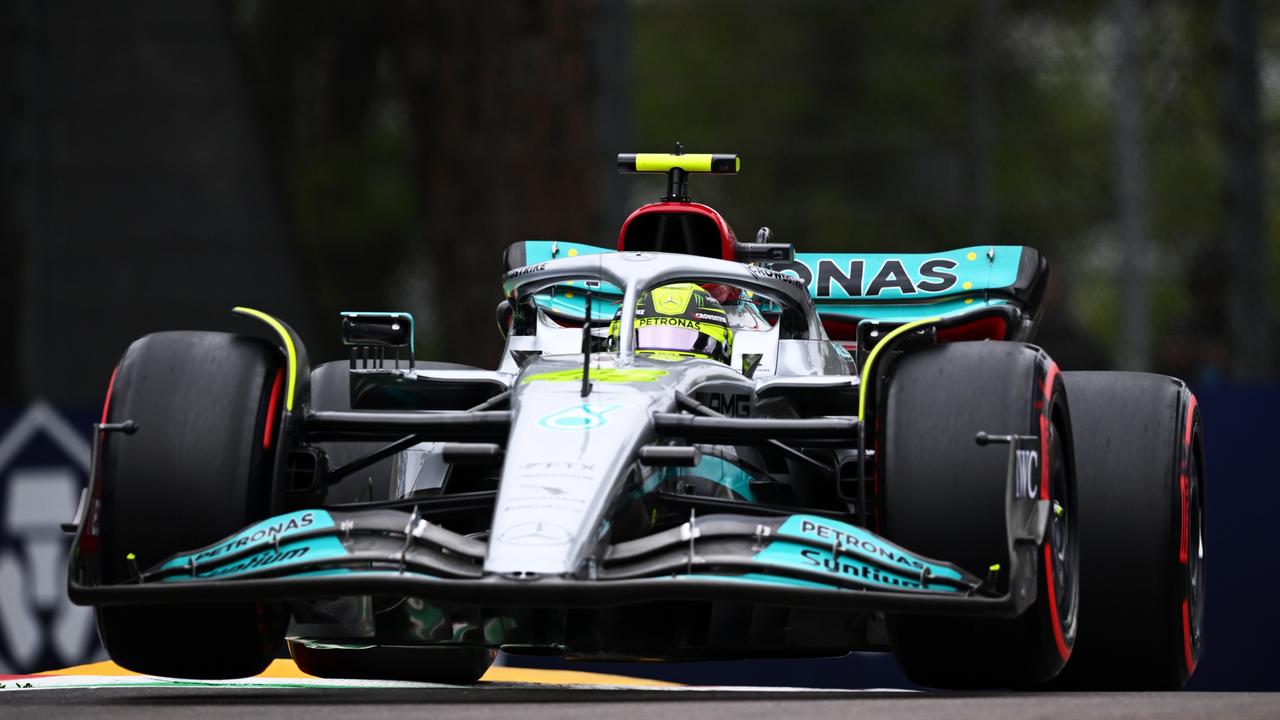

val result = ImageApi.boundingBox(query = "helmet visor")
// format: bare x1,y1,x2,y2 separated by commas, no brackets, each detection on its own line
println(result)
636,325,702,353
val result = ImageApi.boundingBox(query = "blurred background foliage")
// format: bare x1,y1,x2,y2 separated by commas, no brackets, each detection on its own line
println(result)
224,0,1278,387
3,0,1275,402
0,0,1274,682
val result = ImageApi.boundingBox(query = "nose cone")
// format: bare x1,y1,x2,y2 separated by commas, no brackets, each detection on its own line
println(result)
483,382,655,576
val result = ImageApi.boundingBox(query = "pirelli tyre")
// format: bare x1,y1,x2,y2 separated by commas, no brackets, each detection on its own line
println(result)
287,641,495,684
1050,372,1204,689
95,331,288,679
882,341,1078,689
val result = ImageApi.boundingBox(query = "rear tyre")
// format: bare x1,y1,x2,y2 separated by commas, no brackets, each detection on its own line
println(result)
1051,372,1204,689
95,331,288,678
288,640,494,684
882,341,1078,689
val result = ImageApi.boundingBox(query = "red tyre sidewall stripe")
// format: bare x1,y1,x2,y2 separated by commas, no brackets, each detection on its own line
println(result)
262,367,284,450
100,366,119,424
1179,394,1197,565
1040,361,1070,662
1180,393,1199,675
1182,598,1196,675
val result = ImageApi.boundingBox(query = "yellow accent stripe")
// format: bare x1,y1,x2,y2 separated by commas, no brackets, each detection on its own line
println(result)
233,306,298,412
522,367,668,384
857,317,941,421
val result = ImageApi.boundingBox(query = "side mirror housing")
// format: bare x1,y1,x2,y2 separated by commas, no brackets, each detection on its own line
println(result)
341,311,415,369
735,226,794,263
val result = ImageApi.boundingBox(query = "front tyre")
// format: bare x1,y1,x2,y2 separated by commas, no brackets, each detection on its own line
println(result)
95,331,288,678
882,341,1078,688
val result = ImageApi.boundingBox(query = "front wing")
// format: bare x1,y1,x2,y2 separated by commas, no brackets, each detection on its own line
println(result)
69,501,1047,619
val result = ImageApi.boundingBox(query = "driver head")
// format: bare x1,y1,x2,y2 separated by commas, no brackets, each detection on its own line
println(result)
609,283,734,364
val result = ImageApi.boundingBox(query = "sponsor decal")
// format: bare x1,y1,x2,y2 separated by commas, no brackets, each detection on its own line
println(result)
162,510,332,568
762,515,964,586
536,404,623,431
771,257,960,298
1015,449,1039,499
516,460,597,473
501,262,548,281
746,265,807,287
522,484,568,496
157,510,349,581
787,518,924,570
160,535,349,582
693,390,752,418
751,542,928,590
798,546,932,589
508,463,597,508
503,477,592,513
196,545,309,578
636,316,717,330
654,289,690,315
753,542,960,593
498,521,573,546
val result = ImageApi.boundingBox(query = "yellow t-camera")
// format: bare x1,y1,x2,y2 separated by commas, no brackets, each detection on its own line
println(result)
617,151,740,201
617,153,740,175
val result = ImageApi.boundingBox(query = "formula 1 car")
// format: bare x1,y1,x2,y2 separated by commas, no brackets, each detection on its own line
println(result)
67,152,1204,690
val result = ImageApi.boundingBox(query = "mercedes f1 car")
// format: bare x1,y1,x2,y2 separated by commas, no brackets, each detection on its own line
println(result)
67,152,1205,689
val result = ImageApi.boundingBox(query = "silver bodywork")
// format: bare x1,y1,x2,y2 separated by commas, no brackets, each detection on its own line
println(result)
399,251,855,577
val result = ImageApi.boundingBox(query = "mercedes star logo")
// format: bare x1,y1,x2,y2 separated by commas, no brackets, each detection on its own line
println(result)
498,522,572,546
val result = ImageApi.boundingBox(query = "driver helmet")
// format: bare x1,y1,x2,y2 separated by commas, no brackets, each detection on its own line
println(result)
609,283,734,364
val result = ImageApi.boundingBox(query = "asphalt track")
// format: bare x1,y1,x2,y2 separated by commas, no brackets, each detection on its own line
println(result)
3,686,1277,720
1,661,1276,720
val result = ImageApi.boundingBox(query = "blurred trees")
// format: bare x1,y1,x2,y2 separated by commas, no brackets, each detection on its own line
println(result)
629,0,1275,382
231,0,601,365
228,0,1277,383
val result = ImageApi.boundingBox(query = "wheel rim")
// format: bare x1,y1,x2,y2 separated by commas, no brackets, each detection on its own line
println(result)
1048,419,1078,647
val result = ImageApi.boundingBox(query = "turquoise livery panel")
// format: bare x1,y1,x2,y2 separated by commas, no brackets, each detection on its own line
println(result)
159,510,348,582
503,240,1044,329
778,246,1024,301
752,514,965,593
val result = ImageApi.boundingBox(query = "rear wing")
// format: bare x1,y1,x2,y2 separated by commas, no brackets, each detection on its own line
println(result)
774,245,1046,324
502,241,1048,338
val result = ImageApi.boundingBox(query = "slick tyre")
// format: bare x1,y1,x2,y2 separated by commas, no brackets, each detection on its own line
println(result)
883,341,1078,689
288,641,494,684
95,331,288,678
1050,372,1204,689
